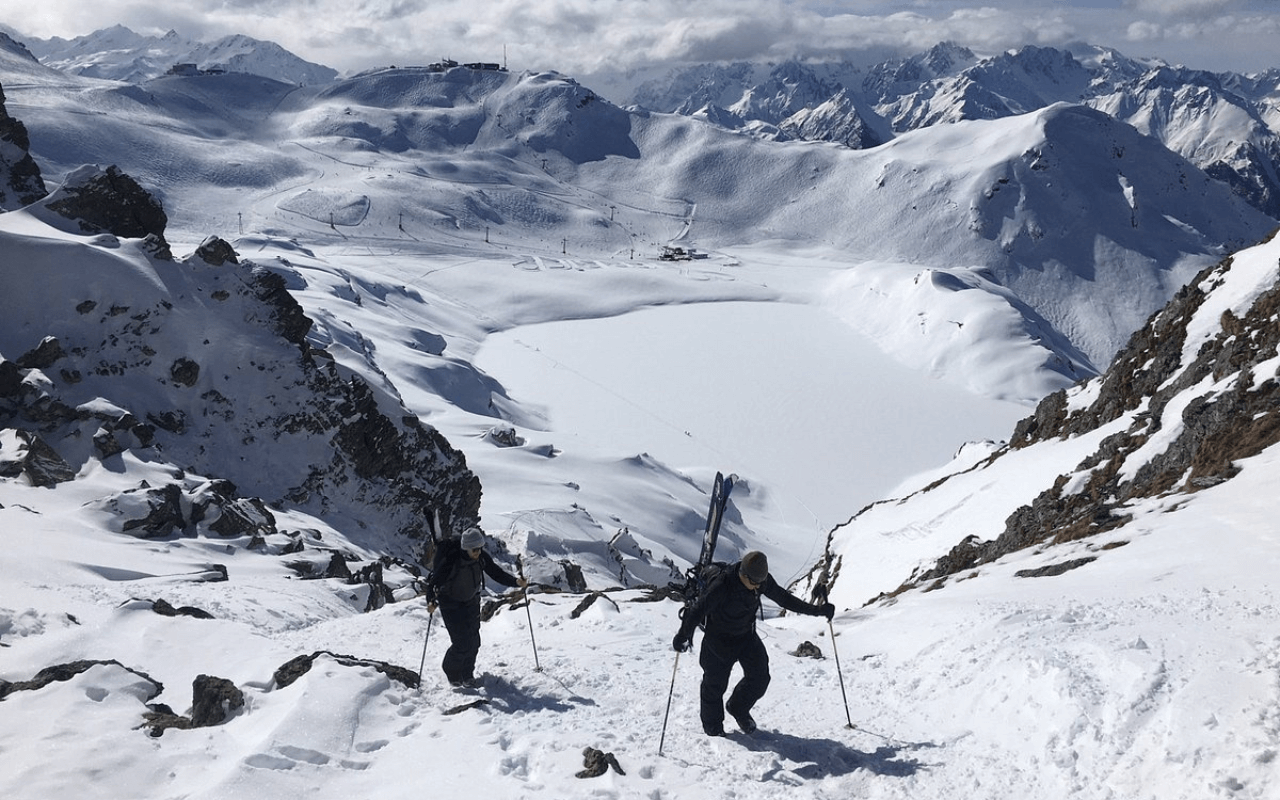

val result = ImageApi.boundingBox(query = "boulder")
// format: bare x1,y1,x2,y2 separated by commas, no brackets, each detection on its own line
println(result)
576,747,626,778
789,640,825,659
143,673,243,736
189,674,244,726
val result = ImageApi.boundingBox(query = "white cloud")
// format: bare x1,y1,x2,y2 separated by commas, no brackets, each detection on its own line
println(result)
4,0,1279,79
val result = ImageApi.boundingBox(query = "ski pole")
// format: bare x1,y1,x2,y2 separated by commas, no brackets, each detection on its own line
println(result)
828,617,855,729
517,557,542,672
417,604,436,691
658,650,680,757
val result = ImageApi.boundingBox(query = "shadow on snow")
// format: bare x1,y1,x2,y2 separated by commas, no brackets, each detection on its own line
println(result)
735,729,934,779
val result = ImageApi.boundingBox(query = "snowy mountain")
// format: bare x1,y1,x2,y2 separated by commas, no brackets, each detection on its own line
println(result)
4,33,1280,800
21,25,337,85
1091,65,1280,218
635,43,1280,221
7,50,1271,379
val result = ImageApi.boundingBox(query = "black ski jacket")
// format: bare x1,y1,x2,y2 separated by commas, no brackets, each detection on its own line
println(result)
428,540,518,604
678,561,823,640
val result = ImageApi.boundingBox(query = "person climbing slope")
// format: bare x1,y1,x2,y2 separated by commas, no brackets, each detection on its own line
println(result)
672,550,834,735
425,526,522,688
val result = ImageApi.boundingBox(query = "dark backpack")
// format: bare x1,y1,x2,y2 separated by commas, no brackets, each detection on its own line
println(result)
679,561,731,629
429,537,462,589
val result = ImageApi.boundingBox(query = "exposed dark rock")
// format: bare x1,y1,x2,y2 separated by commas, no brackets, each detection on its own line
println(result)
272,651,418,690
250,268,312,346
141,233,173,261
1015,557,1097,578
194,236,239,266
189,675,244,726
45,165,168,241
569,591,619,619
0,359,20,396
443,698,490,715
790,640,825,659
146,410,186,434
0,81,48,210
143,674,243,736
576,747,626,778
16,336,65,370
207,497,277,539
150,598,215,619
169,358,200,387
350,561,395,612
119,483,186,537
93,427,125,459
0,223,481,552
130,420,156,447
16,430,76,487
203,564,230,582
284,559,315,577
487,425,525,447
0,659,163,702
323,552,352,579
562,561,588,593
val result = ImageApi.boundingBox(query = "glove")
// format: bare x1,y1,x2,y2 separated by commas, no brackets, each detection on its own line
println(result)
423,584,438,604
820,602,835,620
672,632,692,652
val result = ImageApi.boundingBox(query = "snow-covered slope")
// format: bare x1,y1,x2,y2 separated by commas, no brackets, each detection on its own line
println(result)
4,36,1280,800
792,230,1280,799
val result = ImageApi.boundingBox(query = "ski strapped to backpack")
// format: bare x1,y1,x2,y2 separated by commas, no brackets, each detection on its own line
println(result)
678,471,738,623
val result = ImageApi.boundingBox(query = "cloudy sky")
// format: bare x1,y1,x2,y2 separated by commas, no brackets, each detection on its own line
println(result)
5,0,1280,80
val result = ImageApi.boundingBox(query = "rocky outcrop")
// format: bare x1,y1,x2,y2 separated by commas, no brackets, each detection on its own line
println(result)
45,165,168,243
0,659,163,702
272,651,418,690
0,80,47,211
1,238,481,548
904,229,1280,588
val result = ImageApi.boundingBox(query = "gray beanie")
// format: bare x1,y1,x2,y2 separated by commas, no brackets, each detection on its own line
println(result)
741,551,769,583
460,526,485,550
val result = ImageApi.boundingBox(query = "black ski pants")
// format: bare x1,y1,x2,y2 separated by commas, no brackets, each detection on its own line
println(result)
699,629,770,732
438,598,482,682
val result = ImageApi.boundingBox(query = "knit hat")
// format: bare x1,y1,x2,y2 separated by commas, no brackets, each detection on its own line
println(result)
741,551,769,584
460,526,485,550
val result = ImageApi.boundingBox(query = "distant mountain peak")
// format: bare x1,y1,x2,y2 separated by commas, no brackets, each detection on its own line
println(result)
25,26,336,86
627,42,1280,222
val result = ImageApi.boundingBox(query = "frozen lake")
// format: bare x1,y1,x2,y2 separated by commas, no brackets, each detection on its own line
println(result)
477,300,1030,530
